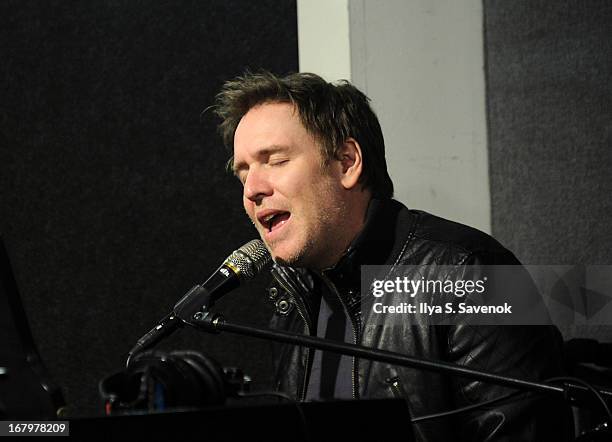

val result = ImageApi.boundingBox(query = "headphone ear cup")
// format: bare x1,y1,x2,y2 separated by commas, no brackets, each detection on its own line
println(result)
100,350,227,412
171,350,226,406
99,370,145,407
147,355,190,408
161,354,198,407
100,350,173,410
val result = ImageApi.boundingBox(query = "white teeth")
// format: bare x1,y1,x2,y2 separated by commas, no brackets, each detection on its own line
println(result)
263,214,276,223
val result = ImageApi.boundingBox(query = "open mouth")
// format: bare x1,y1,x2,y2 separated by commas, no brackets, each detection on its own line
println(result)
259,211,291,233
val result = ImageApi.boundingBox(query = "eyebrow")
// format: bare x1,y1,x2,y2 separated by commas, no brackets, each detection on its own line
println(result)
232,145,290,176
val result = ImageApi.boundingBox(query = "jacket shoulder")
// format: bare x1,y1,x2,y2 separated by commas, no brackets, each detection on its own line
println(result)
402,209,520,265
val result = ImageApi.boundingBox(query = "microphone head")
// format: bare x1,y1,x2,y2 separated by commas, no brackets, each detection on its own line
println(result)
225,239,271,280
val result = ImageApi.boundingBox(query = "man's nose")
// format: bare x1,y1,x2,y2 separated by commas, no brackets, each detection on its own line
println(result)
243,168,272,203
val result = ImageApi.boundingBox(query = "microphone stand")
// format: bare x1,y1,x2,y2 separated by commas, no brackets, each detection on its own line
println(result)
173,306,612,433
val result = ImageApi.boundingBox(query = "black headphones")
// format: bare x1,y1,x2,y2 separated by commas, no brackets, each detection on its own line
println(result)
99,350,226,414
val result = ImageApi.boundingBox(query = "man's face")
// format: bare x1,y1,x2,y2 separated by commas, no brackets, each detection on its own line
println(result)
233,102,349,268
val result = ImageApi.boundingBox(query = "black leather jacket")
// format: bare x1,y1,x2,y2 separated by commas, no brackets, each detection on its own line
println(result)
266,199,572,442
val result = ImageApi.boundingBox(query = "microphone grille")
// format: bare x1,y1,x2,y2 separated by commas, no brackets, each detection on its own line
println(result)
226,239,271,280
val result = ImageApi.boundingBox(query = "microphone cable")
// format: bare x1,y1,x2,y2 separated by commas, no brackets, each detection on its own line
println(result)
547,376,612,426
411,376,612,427
411,390,528,424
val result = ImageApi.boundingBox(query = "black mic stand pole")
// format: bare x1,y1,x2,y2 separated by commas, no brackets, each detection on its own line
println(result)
175,308,612,420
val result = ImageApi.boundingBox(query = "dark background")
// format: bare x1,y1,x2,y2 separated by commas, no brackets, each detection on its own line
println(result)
0,0,297,416
485,0,612,340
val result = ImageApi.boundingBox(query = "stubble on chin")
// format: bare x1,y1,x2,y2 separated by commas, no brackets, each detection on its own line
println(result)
275,240,317,268
265,232,315,268
279,198,347,270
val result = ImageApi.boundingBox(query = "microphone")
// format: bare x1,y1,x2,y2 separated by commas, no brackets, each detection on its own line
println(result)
127,239,271,366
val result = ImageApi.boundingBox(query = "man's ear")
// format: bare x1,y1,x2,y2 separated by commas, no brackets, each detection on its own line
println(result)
338,137,364,190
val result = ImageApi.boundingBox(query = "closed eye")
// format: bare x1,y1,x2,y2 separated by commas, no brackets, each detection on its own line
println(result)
270,159,289,167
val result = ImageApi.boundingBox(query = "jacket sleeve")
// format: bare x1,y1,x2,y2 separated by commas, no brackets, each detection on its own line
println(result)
446,252,573,441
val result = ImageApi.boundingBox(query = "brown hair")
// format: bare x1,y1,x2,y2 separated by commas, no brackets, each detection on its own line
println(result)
214,71,393,199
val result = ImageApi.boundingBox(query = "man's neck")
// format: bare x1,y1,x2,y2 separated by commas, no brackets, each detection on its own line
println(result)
316,193,373,271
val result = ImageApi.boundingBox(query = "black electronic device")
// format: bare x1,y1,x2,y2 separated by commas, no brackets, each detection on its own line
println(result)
0,237,65,418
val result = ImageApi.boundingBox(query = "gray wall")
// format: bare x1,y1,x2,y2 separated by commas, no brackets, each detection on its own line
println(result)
485,1,612,265
485,1,612,338
298,0,491,233
349,0,491,234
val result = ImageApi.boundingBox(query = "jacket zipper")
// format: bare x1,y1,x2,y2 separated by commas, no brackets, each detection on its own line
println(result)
270,269,313,402
318,272,360,400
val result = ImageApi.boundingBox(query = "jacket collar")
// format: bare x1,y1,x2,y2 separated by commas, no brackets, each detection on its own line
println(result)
322,198,409,292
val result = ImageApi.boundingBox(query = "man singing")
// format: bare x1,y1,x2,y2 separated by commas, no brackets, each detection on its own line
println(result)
214,71,571,441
